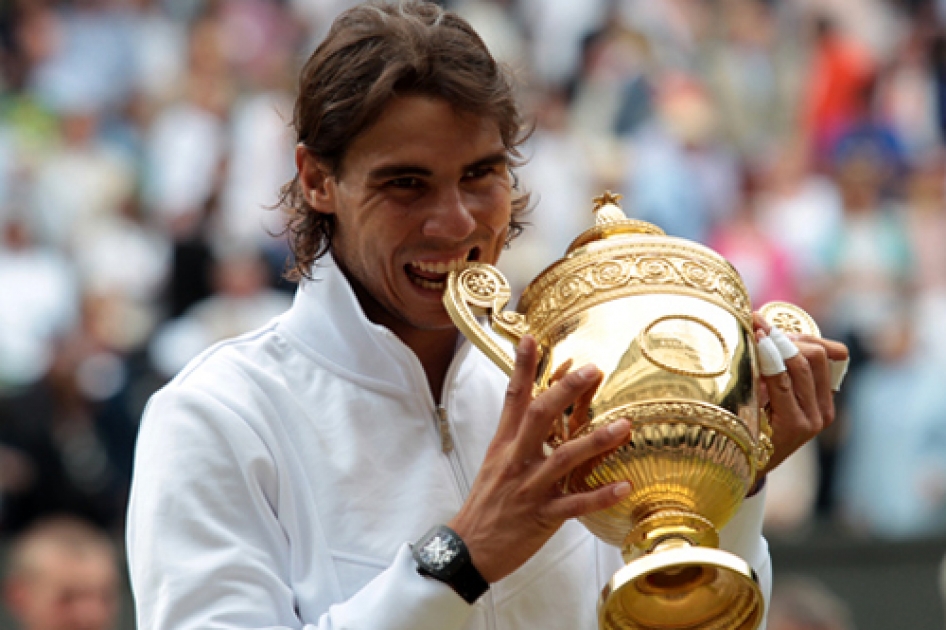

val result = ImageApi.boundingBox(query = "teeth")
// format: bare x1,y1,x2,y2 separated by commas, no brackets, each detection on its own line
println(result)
412,277,446,291
411,257,468,274
407,255,470,291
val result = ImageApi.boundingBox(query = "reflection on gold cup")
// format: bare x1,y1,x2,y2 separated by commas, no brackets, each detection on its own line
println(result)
444,192,820,630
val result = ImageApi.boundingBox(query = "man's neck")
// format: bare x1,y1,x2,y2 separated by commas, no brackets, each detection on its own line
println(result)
399,327,462,403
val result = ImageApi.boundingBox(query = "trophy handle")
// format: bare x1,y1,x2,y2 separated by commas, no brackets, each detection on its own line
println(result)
444,263,532,377
757,301,821,338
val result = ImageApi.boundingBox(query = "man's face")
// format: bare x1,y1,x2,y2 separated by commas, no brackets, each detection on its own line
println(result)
297,95,512,341
8,550,118,630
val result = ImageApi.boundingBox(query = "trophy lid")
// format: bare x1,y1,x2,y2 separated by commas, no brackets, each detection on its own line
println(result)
566,192,665,254
516,190,753,331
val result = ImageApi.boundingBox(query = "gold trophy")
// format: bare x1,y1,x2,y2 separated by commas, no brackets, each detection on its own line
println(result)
443,192,820,630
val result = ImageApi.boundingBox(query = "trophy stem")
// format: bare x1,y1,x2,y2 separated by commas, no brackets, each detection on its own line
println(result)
623,508,720,558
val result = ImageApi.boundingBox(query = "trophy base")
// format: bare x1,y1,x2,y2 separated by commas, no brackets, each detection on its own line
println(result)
598,544,764,630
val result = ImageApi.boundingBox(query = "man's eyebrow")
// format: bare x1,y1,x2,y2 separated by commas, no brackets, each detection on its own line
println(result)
367,153,509,182
367,164,433,181
465,153,509,171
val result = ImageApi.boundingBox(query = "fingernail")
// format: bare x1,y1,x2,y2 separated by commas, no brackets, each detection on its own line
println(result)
577,364,599,380
758,337,786,376
608,419,630,436
769,326,800,360
516,337,533,360
613,482,631,497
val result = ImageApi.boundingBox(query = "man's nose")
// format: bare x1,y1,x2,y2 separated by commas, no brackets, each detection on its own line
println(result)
422,188,477,240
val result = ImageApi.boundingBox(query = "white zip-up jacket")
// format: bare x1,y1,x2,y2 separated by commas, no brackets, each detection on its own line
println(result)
127,255,771,630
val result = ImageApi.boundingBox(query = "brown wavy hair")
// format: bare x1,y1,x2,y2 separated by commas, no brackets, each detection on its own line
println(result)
279,0,531,281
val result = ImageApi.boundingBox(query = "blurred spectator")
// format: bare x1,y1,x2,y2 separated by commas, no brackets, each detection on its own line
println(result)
452,0,526,70
29,108,135,253
149,248,292,379
756,141,843,293
217,89,295,270
516,0,607,87
930,33,946,143
163,197,216,319
879,27,942,163
902,154,946,365
801,15,877,166
764,442,820,537
815,138,914,363
142,6,231,230
795,0,906,61
709,167,798,307
0,309,136,535
498,88,596,295
28,0,137,115
0,216,79,389
126,0,188,107
570,21,654,142
767,575,855,630
703,0,804,161
623,74,739,243
615,0,712,72
288,0,362,48
2,516,119,630
835,309,946,539
713,166,821,538
808,136,914,515
0,3,61,183
70,197,171,354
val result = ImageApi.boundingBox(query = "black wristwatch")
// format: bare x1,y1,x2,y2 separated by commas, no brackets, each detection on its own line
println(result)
412,524,489,604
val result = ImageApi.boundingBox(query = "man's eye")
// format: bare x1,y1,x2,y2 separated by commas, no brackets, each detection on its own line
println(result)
389,177,422,189
464,167,493,180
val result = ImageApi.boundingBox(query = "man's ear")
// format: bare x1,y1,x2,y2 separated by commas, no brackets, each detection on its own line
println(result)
295,144,336,215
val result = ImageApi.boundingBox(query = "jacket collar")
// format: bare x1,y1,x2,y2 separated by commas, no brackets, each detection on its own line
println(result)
278,254,449,395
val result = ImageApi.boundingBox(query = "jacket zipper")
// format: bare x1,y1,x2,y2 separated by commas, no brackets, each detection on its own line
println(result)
436,354,498,630
430,406,471,498
433,402,498,630
435,349,471,496
435,405,454,454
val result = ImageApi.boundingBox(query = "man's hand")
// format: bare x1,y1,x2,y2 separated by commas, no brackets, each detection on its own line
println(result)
752,314,849,479
448,335,631,584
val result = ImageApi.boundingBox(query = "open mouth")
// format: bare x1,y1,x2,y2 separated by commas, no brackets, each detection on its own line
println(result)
406,248,480,292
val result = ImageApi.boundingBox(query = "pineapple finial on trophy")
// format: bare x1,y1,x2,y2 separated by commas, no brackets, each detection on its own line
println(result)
592,191,627,225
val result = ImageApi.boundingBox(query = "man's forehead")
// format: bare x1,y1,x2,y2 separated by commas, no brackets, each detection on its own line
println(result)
359,95,503,148
335,96,507,177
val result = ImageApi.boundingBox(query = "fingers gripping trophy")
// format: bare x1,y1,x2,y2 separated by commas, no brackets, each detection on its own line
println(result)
443,192,821,630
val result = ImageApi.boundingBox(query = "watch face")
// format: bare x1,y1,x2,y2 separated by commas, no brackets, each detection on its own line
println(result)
418,533,461,571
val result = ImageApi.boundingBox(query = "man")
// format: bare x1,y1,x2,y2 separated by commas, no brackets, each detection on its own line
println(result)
3,517,120,630
127,2,847,629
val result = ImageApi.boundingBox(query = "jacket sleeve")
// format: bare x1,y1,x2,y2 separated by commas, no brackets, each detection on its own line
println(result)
126,385,474,630
719,486,772,630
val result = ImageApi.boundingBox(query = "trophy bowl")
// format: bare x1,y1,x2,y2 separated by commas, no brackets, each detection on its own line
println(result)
443,192,821,630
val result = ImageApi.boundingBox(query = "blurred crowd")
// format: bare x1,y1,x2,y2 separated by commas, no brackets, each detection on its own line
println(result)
0,0,944,594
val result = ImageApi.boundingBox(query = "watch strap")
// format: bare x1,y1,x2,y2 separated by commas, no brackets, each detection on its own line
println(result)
418,558,489,604
413,525,489,604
